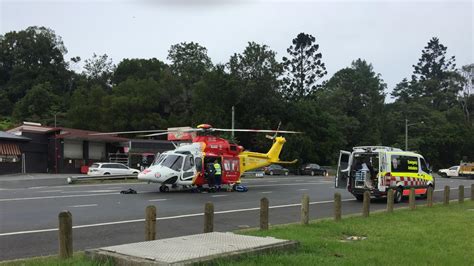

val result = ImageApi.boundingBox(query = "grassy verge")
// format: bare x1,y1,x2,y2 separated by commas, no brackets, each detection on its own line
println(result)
0,252,111,266
218,200,474,265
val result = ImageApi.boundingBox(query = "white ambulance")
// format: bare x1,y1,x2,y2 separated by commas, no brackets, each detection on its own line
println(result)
335,146,435,203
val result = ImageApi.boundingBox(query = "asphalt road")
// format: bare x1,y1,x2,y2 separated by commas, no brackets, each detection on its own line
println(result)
0,174,473,261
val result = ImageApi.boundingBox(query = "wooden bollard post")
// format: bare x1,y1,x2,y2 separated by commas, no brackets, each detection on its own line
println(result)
409,188,416,210
362,191,370,218
334,192,341,221
145,205,156,241
443,186,450,205
386,189,394,213
427,187,433,207
204,202,214,233
459,185,464,203
471,184,474,201
301,194,309,225
58,211,72,259
260,197,269,230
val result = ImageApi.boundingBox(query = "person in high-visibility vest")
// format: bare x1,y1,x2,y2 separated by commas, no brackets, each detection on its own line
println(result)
213,160,222,189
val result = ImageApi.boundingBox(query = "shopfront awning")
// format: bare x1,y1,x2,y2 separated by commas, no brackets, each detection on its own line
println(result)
0,143,21,156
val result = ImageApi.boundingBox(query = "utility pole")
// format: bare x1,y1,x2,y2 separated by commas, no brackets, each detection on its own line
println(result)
231,106,235,140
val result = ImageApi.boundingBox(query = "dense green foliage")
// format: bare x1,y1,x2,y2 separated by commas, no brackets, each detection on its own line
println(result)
0,28,472,168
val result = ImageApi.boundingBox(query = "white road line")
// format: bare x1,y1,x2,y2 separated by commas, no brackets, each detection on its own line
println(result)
69,204,98,208
61,190,119,194
434,188,459,192
148,199,168,202
0,198,356,237
36,190,63,193
249,182,330,188
261,191,273,194
0,192,118,202
211,195,228,198
298,189,309,191
28,186,46,189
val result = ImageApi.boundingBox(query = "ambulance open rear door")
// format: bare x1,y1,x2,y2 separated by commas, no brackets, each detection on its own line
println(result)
335,150,351,188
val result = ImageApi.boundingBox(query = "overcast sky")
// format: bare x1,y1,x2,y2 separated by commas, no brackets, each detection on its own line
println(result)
1,0,472,100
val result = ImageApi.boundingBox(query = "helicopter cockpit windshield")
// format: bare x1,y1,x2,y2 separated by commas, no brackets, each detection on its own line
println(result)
152,153,166,166
158,154,183,171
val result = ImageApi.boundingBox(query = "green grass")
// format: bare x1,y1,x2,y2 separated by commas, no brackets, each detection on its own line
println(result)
218,201,474,266
0,252,111,266
2,202,473,265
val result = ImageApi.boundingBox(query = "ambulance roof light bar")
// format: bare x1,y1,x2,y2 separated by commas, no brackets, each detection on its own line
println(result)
353,146,403,152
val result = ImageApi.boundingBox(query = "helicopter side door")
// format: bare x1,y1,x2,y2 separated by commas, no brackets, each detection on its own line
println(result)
335,150,351,188
180,154,196,182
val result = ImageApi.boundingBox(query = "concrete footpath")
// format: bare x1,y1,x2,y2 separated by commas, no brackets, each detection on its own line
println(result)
86,232,299,265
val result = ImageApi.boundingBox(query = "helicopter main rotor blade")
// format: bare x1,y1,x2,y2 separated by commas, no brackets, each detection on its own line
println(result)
141,128,204,137
213,128,302,134
89,129,169,136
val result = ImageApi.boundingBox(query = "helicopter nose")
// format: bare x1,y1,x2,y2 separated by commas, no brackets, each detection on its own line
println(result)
138,169,152,179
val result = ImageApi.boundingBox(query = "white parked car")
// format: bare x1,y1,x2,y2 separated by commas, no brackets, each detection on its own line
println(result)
87,163,140,176
438,166,459,178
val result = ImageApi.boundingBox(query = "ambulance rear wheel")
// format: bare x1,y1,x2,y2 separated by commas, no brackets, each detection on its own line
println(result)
355,194,364,201
394,187,403,203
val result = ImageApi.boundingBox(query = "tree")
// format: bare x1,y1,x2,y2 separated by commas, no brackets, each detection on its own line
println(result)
227,42,284,150
321,59,386,147
112,58,167,85
83,53,115,88
67,85,107,130
167,42,212,82
101,78,169,131
167,42,213,117
191,65,234,127
459,64,473,125
282,32,327,100
392,37,462,110
12,82,61,123
0,26,71,114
